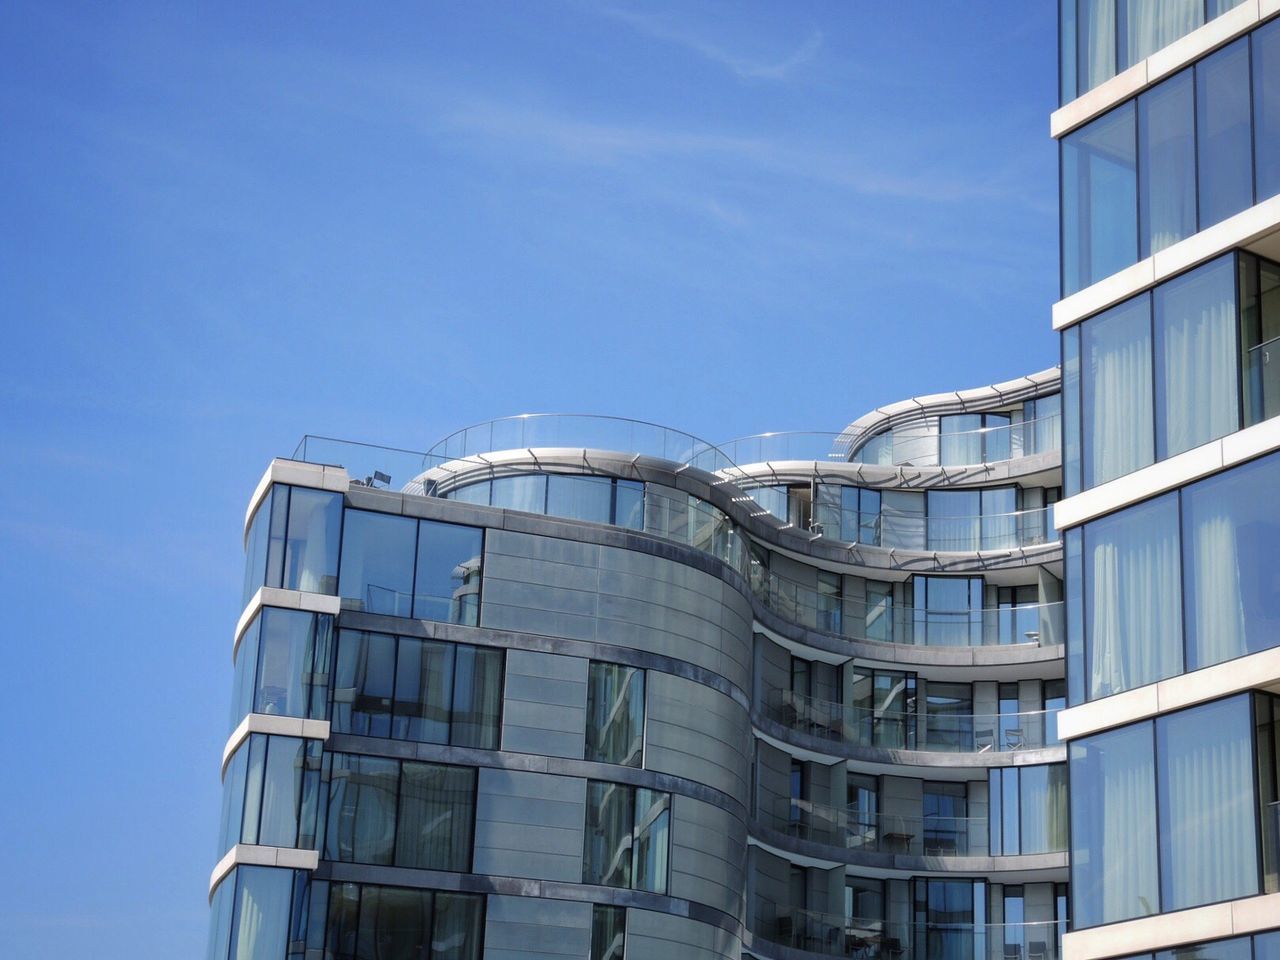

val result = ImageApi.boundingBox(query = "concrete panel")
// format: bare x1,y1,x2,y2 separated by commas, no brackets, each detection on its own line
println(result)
483,895,592,960
501,650,588,759
646,672,750,802
626,908,741,960
473,769,587,883
669,794,747,918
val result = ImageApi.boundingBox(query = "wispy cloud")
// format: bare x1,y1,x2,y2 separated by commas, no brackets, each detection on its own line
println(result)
598,6,823,80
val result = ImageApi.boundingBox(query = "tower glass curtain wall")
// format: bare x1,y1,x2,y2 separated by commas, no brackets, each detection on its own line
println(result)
1057,3,1280,958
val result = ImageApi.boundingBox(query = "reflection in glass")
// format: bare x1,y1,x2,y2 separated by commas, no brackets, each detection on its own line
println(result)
633,788,670,895
1084,493,1181,699
1196,39,1253,229
1139,71,1196,258
413,520,482,625
325,754,399,865
1182,451,1280,670
1157,695,1258,910
1256,20,1280,202
1082,293,1154,489
394,762,475,872
1062,101,1137,295
591,905,626,960
1070,721,1158,928
586,662,645,767
338,510,417,617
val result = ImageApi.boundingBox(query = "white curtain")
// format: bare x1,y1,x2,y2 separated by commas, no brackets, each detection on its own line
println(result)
230,867,293,960
1142,73,1196,255
1098,729,1159,923
1157,258,1239,456
1187,511,1248,667
1161,699,1257,909
1086,299,1153,488
1124,0,1202,67
1083,0,1118,91
1088,496,1181,699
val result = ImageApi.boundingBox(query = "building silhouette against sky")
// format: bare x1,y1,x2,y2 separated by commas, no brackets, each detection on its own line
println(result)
207,4,1280,958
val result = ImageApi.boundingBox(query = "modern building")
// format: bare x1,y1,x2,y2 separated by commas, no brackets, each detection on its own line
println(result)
207,369,1072,960
1054,2,1280,959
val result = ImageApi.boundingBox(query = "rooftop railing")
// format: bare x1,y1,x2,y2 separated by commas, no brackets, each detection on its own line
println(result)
755,909,1064,960
767,690,1061,754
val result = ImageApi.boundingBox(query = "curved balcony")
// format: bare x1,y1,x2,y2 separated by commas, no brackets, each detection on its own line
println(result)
846,413,1061,469
765,690,1061,757
773,799,989,857
752,572,1063,651
750,911,1063,960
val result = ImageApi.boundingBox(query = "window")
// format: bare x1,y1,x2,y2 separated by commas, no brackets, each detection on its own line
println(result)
912,577,983,647
224,867,298,960
1196,39,1253,228
924,682,973,752
922,782,968,854
1139,71,1196,258
1083,493,1182,700
990,764,1069,856
324,754,475,872
322,883,484,960
230,608,333,732
585,661,645,767
1070,720,1158,928
220,734,322,855
583,781,670,894
1239,253,1280,428
452,473,644,530
339,512,484,622
1082,293,1154,488
1070,695,1269,929
926,490,979,551
591,905,626,960
243,485,343,607
1255,19,1280,201
331,631,503,749
1062,100,1137,295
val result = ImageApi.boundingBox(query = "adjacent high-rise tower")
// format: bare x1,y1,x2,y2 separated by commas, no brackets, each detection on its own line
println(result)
1054,2,1280,958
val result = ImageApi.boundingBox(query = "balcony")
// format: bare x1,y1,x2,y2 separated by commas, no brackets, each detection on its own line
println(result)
751,909,1063,960
774,799,989,858
766,690,1061,755
753,575,1063,649
847,414,1061,469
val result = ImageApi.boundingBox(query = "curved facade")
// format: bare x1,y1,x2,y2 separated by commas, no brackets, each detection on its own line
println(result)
208,369,1067,960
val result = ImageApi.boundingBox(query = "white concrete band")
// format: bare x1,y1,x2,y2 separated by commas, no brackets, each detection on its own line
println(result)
208,844,321,901
221,713,331,778
1062,891,1280,960
233,586,342,663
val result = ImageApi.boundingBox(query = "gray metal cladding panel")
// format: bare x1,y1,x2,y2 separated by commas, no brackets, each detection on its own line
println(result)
483,895,592,960
481,603,598,642
484,552,602,593
645,673,749,801
473,768,586,883
626,907,742,960
502,650,588,759
668,794,746,918
487,529,600,567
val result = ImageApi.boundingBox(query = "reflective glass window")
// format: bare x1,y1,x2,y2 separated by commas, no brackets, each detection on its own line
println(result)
490,474,546,512
1256,20,1280,202
1156,940,1252,960
1154,254,1240,459
281,487,342,594
332,631,396,738
1138,71,1196,258
1258,932,1280,960
1121,0,1203,69
981,486,1018,550
432,893,485,960
585,661,644,767
413,520,482,625
392,637,453,743
913,577,982,647
1070,720,1158,928
1240,253,1280,427
206,868,234,960
1084,493,1182,699
1063,324,1082,496
614,479,645,530
926,490,979,551
321,883,483,960
243,490,274,609
547,474,613,523
338,510,417,617
324,754,399,865
1196,39,1253,228
394,762,475,872
449,645,503,750
228,866,294,960
1182,451,1280,670
255,608,332,725
1062,101,1137,295
1020,763,1069,855
591,905,626,960
881,490,925,550
633,788,670,895
1157,696,1259,910
1081,293,1154,489
1077,0,1118,99
583,780,633,888
925,682,973,752
355,886,432,959
939,414,982,466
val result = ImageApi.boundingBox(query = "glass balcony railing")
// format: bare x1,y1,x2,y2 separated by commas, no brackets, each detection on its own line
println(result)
767,690,1061,754
1245,334,1280,427
755,909,1064,960
849,414,1061,468
752,571,1064,649
774,798,988,857
801,506,1057,552
717,432,859,465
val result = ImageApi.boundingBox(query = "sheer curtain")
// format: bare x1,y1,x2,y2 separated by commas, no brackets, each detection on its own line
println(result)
230,867,293,960
1186,510,1247,667
1087,495,1181,699
1159,697,1258,910
1124,0,1202,67
1085,297,1154,488
1081,0,1118,91
1156,256,1239,458
1140,72,1196,257
394,763,474,871
1098,725,1158,924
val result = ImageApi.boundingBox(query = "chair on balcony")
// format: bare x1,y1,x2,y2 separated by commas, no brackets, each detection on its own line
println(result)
1004,945,1024,960
1004,727,1025,751
881,936,905,960
975,727,995,752
1028,941,1048,960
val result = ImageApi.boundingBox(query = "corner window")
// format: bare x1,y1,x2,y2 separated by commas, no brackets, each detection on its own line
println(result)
230,608,332,732
243,485,342,607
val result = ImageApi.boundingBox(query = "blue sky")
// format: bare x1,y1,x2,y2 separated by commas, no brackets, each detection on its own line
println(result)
0,3,1057,956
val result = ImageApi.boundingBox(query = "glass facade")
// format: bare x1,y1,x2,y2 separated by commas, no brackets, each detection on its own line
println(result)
230,608,333,732
1062,252,1280,495
445,473,645,530
1068,450,1280,703
1060,21,1280,295
318,882,484,960
1070,695,1267,929
220,734,323,856
323,754,475,872
989,764,1069,856
243,485,343,607
331,630,502,749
